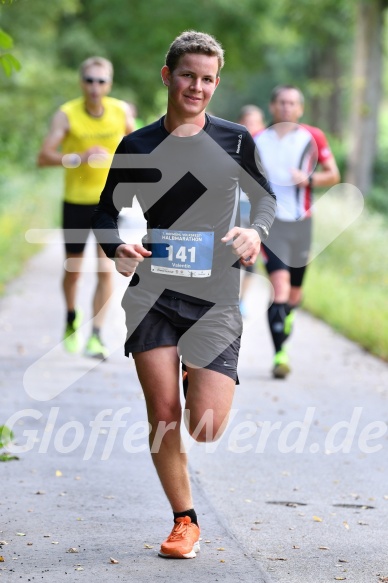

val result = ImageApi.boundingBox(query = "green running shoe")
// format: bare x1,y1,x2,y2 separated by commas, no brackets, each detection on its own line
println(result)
85,334,109,359
63,310,83,353
272,349,291,379
284,309,295,337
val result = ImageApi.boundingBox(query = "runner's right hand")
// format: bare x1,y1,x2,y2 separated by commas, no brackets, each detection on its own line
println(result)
114,244,152,277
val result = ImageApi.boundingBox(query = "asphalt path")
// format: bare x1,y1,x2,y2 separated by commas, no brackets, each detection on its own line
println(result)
1,213,388,583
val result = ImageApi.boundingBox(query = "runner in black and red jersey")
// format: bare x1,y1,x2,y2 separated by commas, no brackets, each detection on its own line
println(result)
92,31,276,559
255,85,340,379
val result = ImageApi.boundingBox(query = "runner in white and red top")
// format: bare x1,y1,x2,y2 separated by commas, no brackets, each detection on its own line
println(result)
255,85,340,379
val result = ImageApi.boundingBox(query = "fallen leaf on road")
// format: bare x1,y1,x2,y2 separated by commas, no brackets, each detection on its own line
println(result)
16,533,26,536
217,547,225,551
319,546,330,550
0,542,8,546
334,578,346,581
35,490,45,495
292,545,300,549
109,558,119,564
338,559,348,563
268,557,287,561
220,559,225,563
205,540,211,543
0,557,4,563
27,543,33,546
55,470,62,477
343,521,350,530
52,542,59,545
75,567,84,571
143,544,153,549
379,578,388,582
67,548,78,553
313,516,322,522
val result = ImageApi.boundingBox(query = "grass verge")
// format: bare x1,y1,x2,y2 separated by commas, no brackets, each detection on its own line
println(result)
303,195,388,361
0,168,61,294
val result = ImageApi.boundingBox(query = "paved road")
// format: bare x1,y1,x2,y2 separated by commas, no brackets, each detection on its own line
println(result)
1,221,388,583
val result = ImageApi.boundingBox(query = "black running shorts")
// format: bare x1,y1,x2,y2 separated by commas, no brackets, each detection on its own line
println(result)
63,201,97,254
261,217,312,287
123,290,242,383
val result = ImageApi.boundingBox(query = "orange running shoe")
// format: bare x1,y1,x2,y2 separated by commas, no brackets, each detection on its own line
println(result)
158,516,200,559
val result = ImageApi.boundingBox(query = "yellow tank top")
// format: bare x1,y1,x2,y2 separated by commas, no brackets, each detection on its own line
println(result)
61,96,127,204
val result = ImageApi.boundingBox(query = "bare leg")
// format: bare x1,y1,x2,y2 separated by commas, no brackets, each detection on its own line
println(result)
268,269,291,303
63,252,83,312
134,346,192,512
134,347,236,512
92,244,114,329
184,366,235,442
289,285,303,307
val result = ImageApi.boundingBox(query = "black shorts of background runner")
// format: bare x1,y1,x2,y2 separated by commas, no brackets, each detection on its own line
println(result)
261,217,312,288
63,201,97,254
123,291,242,383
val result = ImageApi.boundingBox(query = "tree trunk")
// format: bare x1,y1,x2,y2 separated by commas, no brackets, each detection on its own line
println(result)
326,47,343,138
345,0,387,194
307,44,343,138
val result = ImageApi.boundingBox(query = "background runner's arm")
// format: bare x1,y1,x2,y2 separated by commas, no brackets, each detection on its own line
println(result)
291,155,340,188
124,102,136,135
37,110,69,167
291,127,340,188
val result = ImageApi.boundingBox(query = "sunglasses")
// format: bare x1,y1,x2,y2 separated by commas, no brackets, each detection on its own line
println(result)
83,77,110,85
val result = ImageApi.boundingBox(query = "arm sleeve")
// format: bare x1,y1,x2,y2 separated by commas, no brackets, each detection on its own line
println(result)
92,138,135,259
239,132,277,232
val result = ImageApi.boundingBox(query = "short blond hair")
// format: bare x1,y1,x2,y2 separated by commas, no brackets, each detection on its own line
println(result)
165,30,224,76
80,57,113,80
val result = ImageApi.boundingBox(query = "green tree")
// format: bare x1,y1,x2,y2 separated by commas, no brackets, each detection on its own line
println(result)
346,0,388,194
0,0,21,75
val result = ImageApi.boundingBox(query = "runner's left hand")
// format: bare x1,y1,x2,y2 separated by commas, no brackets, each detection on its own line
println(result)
221,227,261,267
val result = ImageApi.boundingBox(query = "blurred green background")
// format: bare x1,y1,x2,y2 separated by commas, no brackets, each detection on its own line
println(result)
1,0,387,358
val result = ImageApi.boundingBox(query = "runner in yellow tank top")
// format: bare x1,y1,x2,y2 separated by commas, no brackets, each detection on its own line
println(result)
37,56,134,357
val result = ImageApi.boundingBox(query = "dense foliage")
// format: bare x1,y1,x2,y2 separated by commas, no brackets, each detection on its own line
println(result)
2,0,388,203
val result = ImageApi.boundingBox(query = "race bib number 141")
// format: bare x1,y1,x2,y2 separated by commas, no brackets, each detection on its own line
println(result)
150,229,214,278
